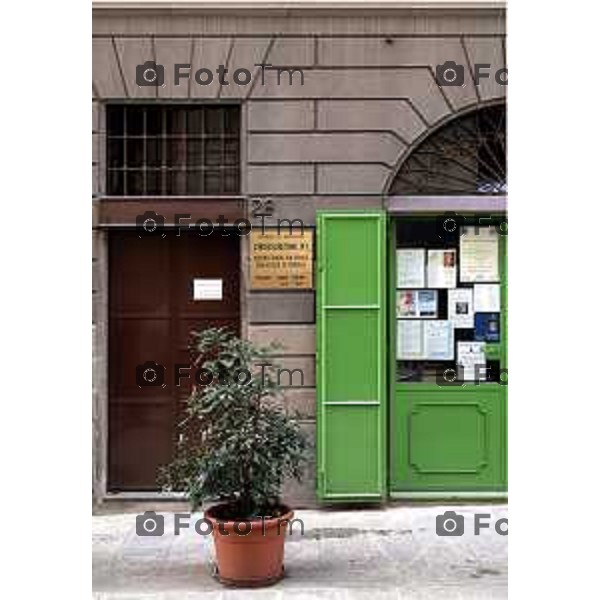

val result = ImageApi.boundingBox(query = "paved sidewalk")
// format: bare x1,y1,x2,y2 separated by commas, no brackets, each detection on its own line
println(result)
93,504,507,599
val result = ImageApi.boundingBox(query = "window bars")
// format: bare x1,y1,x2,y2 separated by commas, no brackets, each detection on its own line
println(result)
106,105,241,196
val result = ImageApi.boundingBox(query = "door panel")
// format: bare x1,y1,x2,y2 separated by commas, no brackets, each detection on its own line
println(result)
323,310,380,401
323,405,381,495
109,235,171,315
108,230,240,491
317,211,387,501
390,385,505,490
321,218,381,307
109,405,174,490
109,319,172,402
410,402,488,473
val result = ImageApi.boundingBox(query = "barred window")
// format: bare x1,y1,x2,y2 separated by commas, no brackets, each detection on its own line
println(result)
105,105,241,196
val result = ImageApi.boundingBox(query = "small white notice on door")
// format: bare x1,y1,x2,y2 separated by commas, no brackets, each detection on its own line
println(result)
193,278,222,301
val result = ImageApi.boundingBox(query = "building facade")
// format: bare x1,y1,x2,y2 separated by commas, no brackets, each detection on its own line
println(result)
92,1,507,507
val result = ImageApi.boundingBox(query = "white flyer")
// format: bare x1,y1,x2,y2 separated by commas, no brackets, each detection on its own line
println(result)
397,249,426,288
460,227,499,282
193,278,223,300
448,288,474,328
397,320,423,359
457,341,487,381
473,284,501,312
427,249,457,288
423,320,454,360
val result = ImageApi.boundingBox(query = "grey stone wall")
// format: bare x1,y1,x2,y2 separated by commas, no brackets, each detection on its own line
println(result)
92,5,506,507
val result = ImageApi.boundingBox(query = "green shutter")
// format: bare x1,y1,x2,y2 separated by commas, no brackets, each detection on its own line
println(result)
316,211,387,501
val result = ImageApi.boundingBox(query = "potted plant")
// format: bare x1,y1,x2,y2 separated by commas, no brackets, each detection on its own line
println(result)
160,327,308,587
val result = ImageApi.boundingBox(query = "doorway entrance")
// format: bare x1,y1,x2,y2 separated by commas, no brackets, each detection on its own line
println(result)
107,229,240,490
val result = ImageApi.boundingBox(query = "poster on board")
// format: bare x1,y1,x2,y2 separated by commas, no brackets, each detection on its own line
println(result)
397,249,426,288
448,288,474,328
427,249,457,288
473,283,501,312
457,341,487,381
423,320,454,360
397,290,438,319
397,320,423,359
460,227,499,282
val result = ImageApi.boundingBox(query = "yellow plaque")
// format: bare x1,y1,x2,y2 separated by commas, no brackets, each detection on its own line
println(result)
250,230,314,289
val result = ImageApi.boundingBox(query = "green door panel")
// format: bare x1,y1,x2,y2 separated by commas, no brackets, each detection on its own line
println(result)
390,384,506,491
323,310,380,400
321,217,382,307
323,405,382,495
316,211,387,501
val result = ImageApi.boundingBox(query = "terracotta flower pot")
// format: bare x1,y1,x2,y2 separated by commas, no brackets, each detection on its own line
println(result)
205,505,294,587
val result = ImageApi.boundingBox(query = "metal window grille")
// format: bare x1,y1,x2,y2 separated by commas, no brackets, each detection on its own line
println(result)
105,104,241,196
390,104,506,196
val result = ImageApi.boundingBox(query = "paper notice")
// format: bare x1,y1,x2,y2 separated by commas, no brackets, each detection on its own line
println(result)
193,278,223,300
427,249,457,288
457,341,487,381
473,284,501,312
448,288,474,328
397,290,418,318
397,249,426,288
423,320,454,360
397,320,423,359
417,290,437,318
397,290,438,319
460,227,499,282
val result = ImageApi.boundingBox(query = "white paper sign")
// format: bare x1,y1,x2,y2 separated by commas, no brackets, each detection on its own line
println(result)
460,227,499,282
193,278,223,301
427,249,457,288
397,249,425,288
448,288,474,328
457,341,487,381
473,284,501,312
397,320,423,359
424,320,454,360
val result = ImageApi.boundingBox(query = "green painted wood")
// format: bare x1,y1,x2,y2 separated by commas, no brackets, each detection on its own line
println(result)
390,384,506,490
390,216,508,493
316,211,387,501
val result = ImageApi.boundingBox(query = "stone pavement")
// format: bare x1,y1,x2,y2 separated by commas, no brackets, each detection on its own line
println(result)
93,504,507,599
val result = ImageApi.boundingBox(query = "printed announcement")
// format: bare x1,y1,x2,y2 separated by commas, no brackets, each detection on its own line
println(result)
250,230,314,289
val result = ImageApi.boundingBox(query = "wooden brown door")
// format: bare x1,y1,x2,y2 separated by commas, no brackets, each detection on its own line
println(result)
108,229,240,490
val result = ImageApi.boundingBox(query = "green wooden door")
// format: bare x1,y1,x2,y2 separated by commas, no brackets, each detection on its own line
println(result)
390,219,508,495
316,211,387,501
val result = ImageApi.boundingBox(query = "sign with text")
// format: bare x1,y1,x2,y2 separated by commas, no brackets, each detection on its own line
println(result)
250,230,314,289
193,278,223,301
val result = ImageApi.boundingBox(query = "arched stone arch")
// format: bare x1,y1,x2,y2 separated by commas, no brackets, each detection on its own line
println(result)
385,100,506,196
